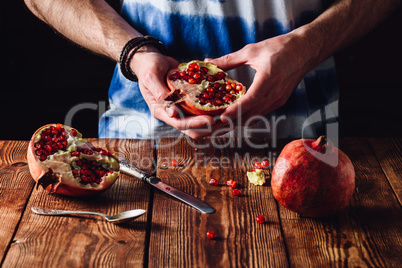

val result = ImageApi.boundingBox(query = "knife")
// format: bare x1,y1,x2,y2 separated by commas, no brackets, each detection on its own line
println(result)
118,157,215,214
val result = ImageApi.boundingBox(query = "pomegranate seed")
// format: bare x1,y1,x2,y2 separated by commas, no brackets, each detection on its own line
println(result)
39,155,47,161
232,189,241,196
254,162,262,169
188,78,196,84
35,149,42,156
193,72,201,79
55,123,62,130
171,159,178,167
206,75,215,82
99,150,108,156
236,84,243,91
99,171,106,177
70,129,77,136
226,179,234,186
216,72,226,79
230,181,238,189
188,62,198,71
201,67,208,73
209,178,219,186
44,135,51,141
206,230,216,239
206,87,214,92
213,83,221,88
256,215,265,224
34,142,41,148
44,145,52,151
201,92,209,99
261,160,269,168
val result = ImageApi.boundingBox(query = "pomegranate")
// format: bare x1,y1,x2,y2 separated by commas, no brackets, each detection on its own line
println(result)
27,123,120,197
165,60,246,115
271,136,355,218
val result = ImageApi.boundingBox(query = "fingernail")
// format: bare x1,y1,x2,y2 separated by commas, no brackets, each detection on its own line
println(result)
166,107,174,117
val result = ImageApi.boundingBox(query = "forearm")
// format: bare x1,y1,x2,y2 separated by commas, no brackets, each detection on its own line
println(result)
24,0,142,61
294,0,402,71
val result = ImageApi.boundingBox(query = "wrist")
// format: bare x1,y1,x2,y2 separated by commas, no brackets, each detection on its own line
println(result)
290,25,327,72
119,36,167,82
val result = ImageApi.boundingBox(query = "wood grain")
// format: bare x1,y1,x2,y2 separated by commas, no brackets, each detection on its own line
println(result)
367,137,402,205
2,139,156,267
148,137,288,267
0,141,35,264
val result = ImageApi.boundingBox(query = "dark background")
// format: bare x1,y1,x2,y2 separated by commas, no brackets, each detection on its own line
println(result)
1,1,402,140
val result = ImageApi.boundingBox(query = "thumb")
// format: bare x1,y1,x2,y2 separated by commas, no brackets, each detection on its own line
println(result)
204,50,247,71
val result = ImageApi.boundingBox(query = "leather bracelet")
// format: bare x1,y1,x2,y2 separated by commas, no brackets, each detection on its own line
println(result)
120,36,168,82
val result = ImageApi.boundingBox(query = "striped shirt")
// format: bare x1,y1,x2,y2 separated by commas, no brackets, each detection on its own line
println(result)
99,0,338,139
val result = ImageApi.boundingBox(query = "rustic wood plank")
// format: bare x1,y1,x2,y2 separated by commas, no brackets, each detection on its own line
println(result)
148,137,288,267
0,141,35,264
277,138,402,267
2,139,155,267
367,137,402,205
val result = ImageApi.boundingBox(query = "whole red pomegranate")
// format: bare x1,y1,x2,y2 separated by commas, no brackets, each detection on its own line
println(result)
165,60,246,115
271,136,355,218
27,124,120,197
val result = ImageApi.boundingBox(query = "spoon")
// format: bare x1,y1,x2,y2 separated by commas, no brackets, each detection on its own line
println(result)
31,207,146,224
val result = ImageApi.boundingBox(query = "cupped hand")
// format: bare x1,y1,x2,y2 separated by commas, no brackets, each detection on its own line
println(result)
206,31,312,130
131,50,218,139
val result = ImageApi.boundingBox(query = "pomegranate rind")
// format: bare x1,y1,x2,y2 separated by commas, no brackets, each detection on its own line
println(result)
27,124,120,197
166,60,246,115
271,137,355,218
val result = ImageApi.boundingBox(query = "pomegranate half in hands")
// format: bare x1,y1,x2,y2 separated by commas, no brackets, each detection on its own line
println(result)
27,124,120,197
271,136,355,218
165,60,246,115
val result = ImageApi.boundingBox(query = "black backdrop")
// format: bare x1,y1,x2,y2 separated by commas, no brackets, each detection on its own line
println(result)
1,1,401,140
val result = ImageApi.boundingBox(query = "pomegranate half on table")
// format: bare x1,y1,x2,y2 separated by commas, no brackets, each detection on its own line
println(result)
27,124,120,197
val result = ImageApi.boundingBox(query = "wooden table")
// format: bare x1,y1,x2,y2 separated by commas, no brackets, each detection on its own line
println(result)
0,137,401,267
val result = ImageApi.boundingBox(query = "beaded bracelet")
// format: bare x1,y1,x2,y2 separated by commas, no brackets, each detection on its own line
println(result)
119,35,168,82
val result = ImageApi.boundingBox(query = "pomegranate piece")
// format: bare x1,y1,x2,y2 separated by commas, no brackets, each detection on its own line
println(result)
171,159,178,167
261,160,269,168
271,136,355,218
165,60,246,115
229,181,238,189
232,189,241,196
254,162,262,169
27,124,120,197
256,215,265,224
209,178,219,186
206,230,216,239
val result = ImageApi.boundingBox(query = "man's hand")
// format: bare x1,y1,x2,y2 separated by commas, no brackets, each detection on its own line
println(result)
207,32,309,128
131,50,218,139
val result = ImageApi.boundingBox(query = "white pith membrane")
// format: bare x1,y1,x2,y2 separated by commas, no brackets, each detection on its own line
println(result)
166,60,245,111
33,125,119,191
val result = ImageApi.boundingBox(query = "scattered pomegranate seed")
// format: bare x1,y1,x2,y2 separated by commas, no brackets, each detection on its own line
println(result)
261,160,269,168
171,159,178,167
209,178,219,186
230,181,238,189
226,179,234,186
256,215,265,224
206,230,216,239
232,189,241,196
254,162,262,169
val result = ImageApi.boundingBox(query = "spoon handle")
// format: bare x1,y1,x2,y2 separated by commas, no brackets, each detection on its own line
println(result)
31,207,108,218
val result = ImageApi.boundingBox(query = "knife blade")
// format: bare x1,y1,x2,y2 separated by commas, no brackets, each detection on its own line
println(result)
118,157,215,214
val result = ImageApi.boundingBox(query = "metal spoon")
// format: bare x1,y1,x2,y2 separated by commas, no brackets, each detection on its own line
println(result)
31,207,146,224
